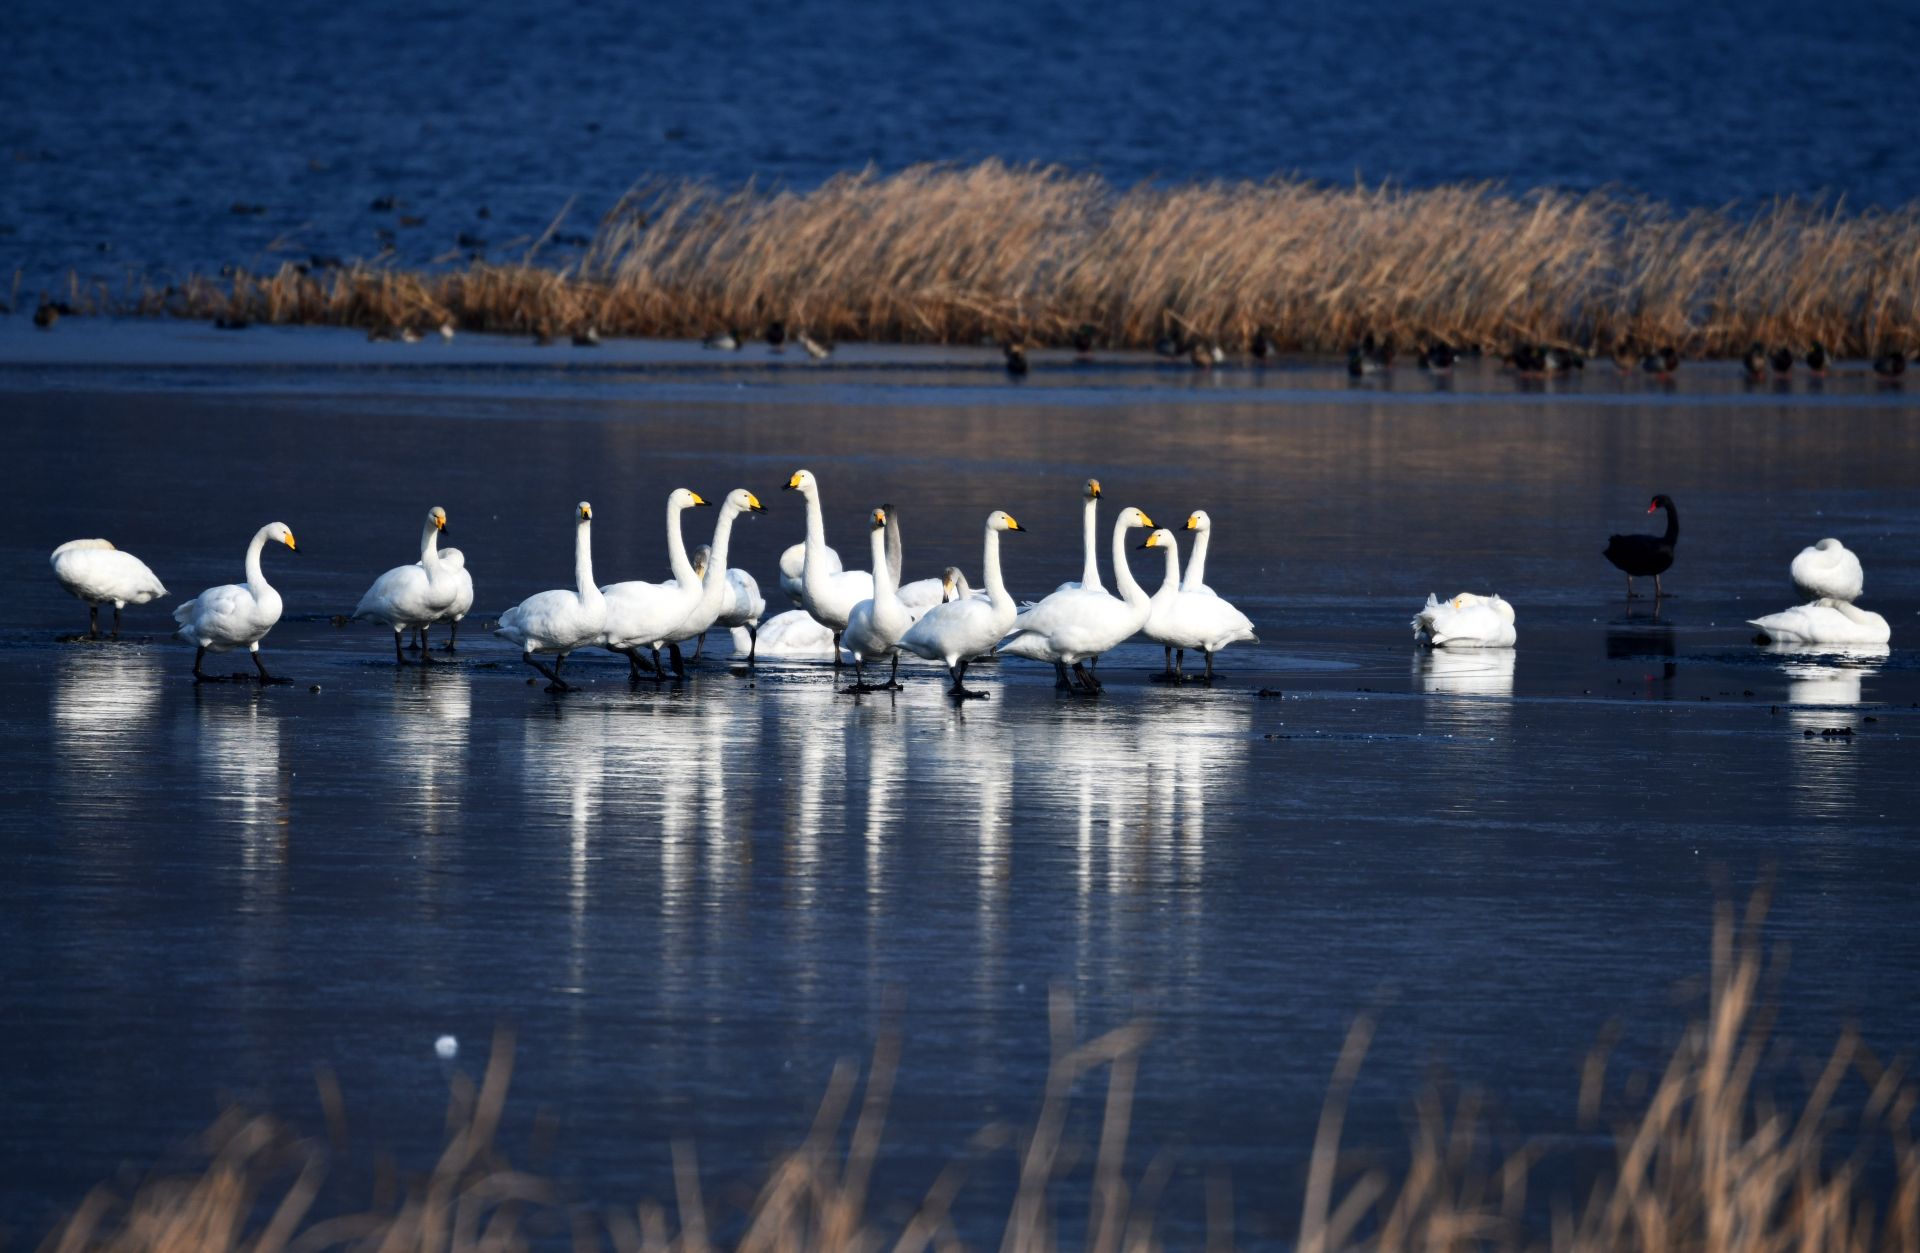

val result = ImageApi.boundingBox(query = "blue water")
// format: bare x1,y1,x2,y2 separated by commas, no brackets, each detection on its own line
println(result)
1,322,1918,1242
5,0,1920,298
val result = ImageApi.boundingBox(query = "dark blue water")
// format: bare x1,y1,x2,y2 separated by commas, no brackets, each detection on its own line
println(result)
5,0,1919,299
2,322,1918,1242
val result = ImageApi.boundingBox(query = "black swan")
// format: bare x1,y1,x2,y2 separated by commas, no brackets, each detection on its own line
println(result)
1603,495,1679,598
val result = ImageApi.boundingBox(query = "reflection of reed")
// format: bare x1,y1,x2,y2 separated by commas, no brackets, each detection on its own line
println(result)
1414,649,1515,737
52,650,163,827
1773,645,1886,822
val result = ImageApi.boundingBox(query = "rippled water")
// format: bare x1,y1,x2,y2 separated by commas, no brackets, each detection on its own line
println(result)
2,322,1917,1241
6,0,1920,295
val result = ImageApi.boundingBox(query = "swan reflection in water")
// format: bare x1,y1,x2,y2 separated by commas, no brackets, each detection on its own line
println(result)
1772,644,1887,821
517,703,609,997
52,649,164,828
383,670,471,838
1414,648,1516,735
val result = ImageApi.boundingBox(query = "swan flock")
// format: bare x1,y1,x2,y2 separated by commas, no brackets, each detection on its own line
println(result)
50,484,1892,690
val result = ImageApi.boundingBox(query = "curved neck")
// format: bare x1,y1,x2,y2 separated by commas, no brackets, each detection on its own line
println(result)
574,519,599,603
1183,526,1210,590
419,517,441,565
665,501,697,588
801,486,832,597
1080,497,1102,589
1659,503,1679,544
1110,517,1147,609
244,527,273,595
885,512,903,588
982,526,1010,610
697,505,743,612
1156,541,1181,594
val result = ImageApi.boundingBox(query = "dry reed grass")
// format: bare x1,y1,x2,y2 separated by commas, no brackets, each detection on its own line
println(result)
41,895,1920,1253
94,163,1920,357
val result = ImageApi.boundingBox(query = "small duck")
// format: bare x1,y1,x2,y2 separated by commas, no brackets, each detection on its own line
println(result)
703,328,741,351
367,325,394,343
1543,346,1584,373
1154,333,1182,359
1805,341,1829,375
798,330,832,360
398,326,422,344
1071,323,1097,356
1417,342,1455,370
1348,347,1385,377
1189,340,1223,368
1358,331,1393,367
438,320,457,341
1609,340,1636,372
213,316,250,331
765,320,786,350
1004,342,1029,376
1743,342,1767,379
1250,329,1277,361
1505,343,1546,374
32,300,59,330
1769,346,1794,376
1641,346,1679,376
1872,347,1907,378
533,323,555,347
571,326,600,347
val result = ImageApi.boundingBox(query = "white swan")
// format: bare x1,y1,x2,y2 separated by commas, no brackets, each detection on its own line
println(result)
600,488,710,676
662,489,766,667
735,609,847,661
50,539,168,637
1050,477,1105,594
173,522,297,683
435,548,474,649
1411,592,1517,648
783,469,875,661
899,510,1024,698
353,506,461,663
1140,528,1257,680
1749,599,1891,646
494,502,604,691
881,506,954,613
689,544,767,663
842,506,914,691
1790,538,1865,603
1181,510,1218,595
779,541,842,608
998,507,1153,691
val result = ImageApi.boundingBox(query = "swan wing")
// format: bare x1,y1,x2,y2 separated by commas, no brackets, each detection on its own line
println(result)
354,562,439,625
52,546,169,604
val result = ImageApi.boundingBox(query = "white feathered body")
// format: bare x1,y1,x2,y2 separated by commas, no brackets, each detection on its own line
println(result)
175,582,281,652
438,549,474,624
779,542,840,608
998,587,1144,664
1749,599,1890,646
1790,539,1864,603
51,540,168,608
1411,593,1517,648
1145,586,1256,653
496,589,604,654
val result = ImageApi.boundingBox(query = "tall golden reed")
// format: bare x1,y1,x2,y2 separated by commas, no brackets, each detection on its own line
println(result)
42,895,1920,1252
117,163,1920,357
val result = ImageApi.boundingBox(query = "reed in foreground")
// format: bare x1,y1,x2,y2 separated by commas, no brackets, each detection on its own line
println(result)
98,163,1920,358
42,895,1920,1252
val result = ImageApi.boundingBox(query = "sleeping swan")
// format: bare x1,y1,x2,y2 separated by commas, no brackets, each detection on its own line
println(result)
1749,599,1890,647
1411,592,1517,648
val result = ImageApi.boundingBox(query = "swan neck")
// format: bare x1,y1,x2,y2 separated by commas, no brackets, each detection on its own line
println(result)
982,526,1010,610
1183,526,1210,590
666,501,697,587
244,526,272,596
1111,518,1147,608
575,519,598,601
869,524,896,602
1661,503,1679,544
706,505,741,590
1159,542,1181,593
420,517,441,564
1080,496,1102,589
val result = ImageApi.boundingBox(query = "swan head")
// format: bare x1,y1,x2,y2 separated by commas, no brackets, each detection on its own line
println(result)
266,522,298,552
689,544,712,578
1185,510,1211,532
784,468,817,496
942,567,971,601
1647,494,1674,513
1083,477,1102,501
987,510,1024,533
1139,527,1177,550
670,488,710,511
576,501,593,523
428,506,447,533
1119,507,1152,530
1810,538,1845,555
868,506,888,531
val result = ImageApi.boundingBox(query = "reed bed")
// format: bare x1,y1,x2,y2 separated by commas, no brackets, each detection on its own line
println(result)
94,163,1920,357
41,894,1920,1253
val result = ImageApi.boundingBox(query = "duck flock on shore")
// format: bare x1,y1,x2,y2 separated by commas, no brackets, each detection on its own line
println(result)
48,479,1891,694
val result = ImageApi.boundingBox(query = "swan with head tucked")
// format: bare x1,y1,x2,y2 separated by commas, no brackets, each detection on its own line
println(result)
1049,478,1105,594
735,609,847,661
50,539,168,637
779,541,842,608
998,507,1153,692
690,544,768,664
1411,592,1517,648
1790,538,1865,603
1140,528,1257,680
899,511,1024,699
662,489,767,664
1180,510,1219,595
1749,599,1890,647
174,521,298,683
842,506,914,691
353,506,460,664
494,502,604,691
782,469,875,663
599,488,711,678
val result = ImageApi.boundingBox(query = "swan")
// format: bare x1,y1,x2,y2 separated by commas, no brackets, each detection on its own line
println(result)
434,548,474,650
50,539,168,637
842,506,914,691
1411,592,1517,648
1749,599,1891,647
352,506,461,663
600,488,711,678
736,609,847,661
899,510,1024,699
998,507,1153,692
688,544,767,663
494,502,604,691
661,489,767,667
1140,528,1257,681
1790,538,1865,603
173,522,298,683
783,469,875,662
1050,478,1105,594
1180,510,1218,595
1603,495,1679,598
779,541,842,608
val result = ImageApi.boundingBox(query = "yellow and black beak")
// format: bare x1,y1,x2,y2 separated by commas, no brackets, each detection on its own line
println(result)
690,492,711,507
1005,516,1024,531
785,472,803,491
1090,479,1102,498
1139,532,1160,549
283,531,300,552
1185,514,1199,530
434,513,446,531
872,508,887,528
579,505,593,520
1138,512,1154,528
746,492,766,513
